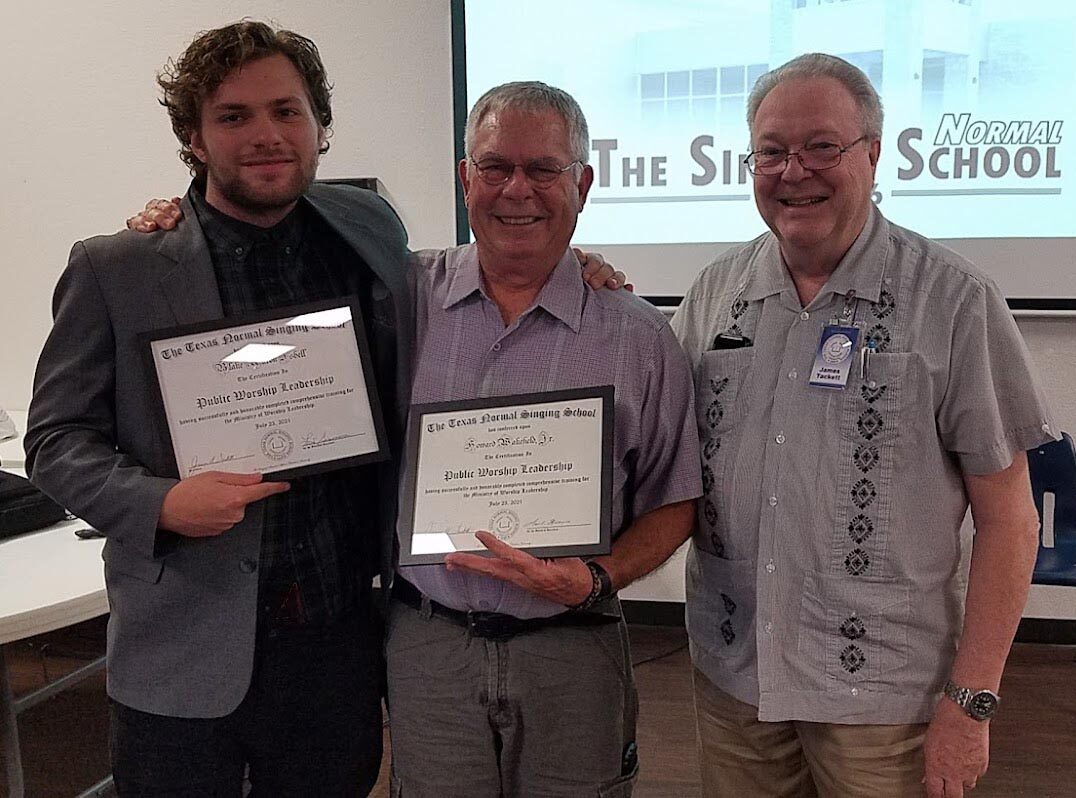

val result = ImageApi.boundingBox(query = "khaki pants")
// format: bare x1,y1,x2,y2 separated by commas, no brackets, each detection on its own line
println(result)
693,668,927,797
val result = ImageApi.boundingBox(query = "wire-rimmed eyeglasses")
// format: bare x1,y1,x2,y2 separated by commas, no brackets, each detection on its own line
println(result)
744,136,870,175
469,157,582,187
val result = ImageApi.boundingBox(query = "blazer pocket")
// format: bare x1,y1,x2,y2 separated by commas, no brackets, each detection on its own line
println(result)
102,544,164,584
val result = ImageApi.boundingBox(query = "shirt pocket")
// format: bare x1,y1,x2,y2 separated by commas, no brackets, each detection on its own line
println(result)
685,545,756,665
796,569,910,691
695,348,756,439
837,352,919,447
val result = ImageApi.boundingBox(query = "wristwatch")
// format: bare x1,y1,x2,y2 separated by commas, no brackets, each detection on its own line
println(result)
943,679,1000,721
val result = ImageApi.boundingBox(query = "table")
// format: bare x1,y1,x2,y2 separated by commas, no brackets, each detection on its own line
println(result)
0,471,109,798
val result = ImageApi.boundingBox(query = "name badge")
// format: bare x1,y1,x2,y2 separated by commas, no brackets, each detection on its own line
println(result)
809,324,860,390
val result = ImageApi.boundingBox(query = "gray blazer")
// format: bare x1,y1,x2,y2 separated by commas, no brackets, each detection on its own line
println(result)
25,184,412,717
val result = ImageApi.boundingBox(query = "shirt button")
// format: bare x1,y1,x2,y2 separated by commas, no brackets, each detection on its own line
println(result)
800,311,810,321
765,560,776,574
851,687,860,696
1042,422,1051,433
764,621,774,633
775,433,786,444
284,246,292,255
492,343,501,352
239,558,257,574
787,370,797,380
234,247,244,256
295,542,305,551
867,380,878,390
768,495,778,507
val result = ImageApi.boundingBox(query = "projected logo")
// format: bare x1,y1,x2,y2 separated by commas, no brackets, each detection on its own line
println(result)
896,114,1062,197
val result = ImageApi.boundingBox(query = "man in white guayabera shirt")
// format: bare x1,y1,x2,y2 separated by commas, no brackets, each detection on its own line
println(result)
671,53,1056,798
387,82,702,797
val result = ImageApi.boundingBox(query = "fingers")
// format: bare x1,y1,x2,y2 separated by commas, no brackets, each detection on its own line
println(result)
608,270,627,290
240,480,291,504
474,529,529,562
213,471,267,486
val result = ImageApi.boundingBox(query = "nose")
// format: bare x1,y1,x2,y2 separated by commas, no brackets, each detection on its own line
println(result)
779,154,809,182
780,153,811,183
250,114,285,147
501,165,536,199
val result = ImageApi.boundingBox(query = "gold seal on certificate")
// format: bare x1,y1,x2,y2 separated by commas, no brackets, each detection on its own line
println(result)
398,387,614,565
142,298,388,479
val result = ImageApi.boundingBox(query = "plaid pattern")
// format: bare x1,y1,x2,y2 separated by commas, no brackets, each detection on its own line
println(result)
190,186,379,629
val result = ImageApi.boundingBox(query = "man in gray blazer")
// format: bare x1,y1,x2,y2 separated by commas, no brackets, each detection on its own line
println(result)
25,22,410,796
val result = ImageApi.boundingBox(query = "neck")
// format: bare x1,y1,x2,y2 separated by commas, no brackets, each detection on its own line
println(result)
204,183,296,229
780,248,841,308
479,251,559,326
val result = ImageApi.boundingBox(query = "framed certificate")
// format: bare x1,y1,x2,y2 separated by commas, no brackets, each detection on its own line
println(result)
398,386,614,566
141,297,388,480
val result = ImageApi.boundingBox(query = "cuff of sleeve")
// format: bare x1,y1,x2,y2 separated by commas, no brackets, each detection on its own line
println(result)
957,420,1061,475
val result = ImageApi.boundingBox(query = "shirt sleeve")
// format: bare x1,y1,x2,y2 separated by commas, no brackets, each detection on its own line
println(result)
937,277,1057,475
630,322,704,519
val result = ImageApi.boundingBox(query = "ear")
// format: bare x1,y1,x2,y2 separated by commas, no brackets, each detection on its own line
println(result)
868,138,881,171
576,164,595,211
458,158,472,202
190,129,208,164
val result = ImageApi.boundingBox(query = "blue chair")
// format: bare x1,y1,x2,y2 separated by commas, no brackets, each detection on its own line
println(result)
1027,432,1076,586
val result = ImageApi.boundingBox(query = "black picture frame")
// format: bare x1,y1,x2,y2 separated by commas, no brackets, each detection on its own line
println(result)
398,385,615,566
139,296,389,481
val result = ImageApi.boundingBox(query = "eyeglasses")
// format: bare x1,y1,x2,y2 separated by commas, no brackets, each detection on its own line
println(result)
469,157,581,187
744,136,870,175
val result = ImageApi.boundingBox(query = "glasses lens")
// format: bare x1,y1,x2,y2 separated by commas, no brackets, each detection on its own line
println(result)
749,153,787,175
799,144,842,170
525,164,566,186
475,161,513,184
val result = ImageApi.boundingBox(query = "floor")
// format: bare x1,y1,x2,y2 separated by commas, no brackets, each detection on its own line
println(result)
4,617,1075,797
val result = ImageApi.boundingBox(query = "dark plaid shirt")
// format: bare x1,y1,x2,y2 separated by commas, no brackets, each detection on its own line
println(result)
190,185,380,630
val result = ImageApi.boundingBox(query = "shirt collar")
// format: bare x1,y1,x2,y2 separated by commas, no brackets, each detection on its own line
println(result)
188,181,307,260
443,245,585,333
742,205,888,306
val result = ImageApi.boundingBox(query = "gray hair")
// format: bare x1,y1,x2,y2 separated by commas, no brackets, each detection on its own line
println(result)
464,81,590,164
747,53,884,142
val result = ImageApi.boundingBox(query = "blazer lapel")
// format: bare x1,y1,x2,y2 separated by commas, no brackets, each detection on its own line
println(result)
157,194,224,325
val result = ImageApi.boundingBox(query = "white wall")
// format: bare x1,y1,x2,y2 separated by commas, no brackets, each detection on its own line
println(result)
3,3,1074,614
1,1,457,413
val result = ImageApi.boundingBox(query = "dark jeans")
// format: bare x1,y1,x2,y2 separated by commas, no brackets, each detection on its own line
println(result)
110,612,384,797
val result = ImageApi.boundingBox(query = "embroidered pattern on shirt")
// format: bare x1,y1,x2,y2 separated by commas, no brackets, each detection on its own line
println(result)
702,374,733,555
848,514,874,544
853,444,879,473
720,618,736,645
840,644,866,673
850,479,877,509
872,288,895,320
844,548,871,576
857,408,884,440
865,324,891,353
839,615,866,640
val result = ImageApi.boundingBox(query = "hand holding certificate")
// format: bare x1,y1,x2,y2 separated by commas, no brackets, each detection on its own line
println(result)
143,298,388,480
398,387,614,565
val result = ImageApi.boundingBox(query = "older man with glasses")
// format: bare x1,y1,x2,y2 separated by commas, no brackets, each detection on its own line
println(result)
671,53,1055,798
384,81,701,797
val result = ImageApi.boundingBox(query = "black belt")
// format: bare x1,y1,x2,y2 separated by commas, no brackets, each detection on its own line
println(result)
391,577,617,640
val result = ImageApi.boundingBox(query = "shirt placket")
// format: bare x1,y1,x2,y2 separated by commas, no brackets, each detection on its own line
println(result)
755,296,826,694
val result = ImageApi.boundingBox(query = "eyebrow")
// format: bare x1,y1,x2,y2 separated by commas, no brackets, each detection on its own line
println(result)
207,96,305,111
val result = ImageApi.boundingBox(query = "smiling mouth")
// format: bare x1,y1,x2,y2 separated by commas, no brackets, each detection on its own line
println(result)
780,197,826,207
495,215,542,226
